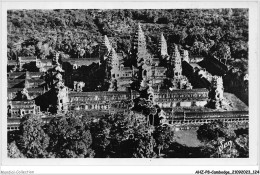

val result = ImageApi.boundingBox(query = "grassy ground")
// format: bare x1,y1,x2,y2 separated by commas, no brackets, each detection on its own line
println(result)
162,129,206,158
173,129,203,147
223,92,248,111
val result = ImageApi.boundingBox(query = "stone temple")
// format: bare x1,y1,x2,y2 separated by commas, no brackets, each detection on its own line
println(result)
101,23,192,92
7,23,248,131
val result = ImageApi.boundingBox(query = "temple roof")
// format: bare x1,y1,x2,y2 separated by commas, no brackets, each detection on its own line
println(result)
27,72,44,78
26,79,45,84
8,72,24,79
156,88,209,94
69,91,132,97
121,67,132,71
18,56,36,61
155,67,167,70
8,79,24,88
8,71,44,79
9,100,35,105
37,59,52,63
61,58,100,66
8,87,45,93
8,60,18,65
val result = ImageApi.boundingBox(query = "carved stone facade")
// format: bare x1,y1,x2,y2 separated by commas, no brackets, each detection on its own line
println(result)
55,77,69,113
7,100,40,118
182,50,190,63
172,44,182,79
73,81,85,92
68,88,209,111
209,76,225,109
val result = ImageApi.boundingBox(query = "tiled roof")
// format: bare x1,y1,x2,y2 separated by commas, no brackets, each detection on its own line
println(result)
27,79,45,84
8,72,25,79
7,88,23,92
69,91,131,97
155,67,167,70
158,88,208,93
19,57,36,61
27,72,44,77
8,79,24,88
121,67,131,71
8,87,44,93
62,58,100,66
118,77,132,80
10,100,35,105
38,59,52,63
8,60,18,65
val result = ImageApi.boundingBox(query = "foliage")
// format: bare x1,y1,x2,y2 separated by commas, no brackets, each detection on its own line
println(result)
197,121,248,158
17,114,50,158
7,141,25,158
89,118,111,157
234,134,249,157
8,109,176,158
153,124,174,156
7,9,248,73
47,115,94,158
197,121,227,143
108,113,156,158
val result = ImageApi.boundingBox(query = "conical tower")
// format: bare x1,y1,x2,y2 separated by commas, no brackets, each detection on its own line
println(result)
132,23,151,67
100,35,112,60
171,44,182,79
107,48,120,91
159,33,168,57
107,48,120,74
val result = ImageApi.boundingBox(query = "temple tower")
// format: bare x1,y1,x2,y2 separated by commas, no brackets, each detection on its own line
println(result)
172,44,182,79
133,23,152,68
108,48,120,79
147,85,156,104
159,33,168,57
209,76,224,109
132,23,153,88
53,51,60,64
55,76,69,113
108,48,120,91
100,35,112,60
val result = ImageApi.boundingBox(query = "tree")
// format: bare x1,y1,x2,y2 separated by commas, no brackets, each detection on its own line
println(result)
212,43,231,64
197,121,248,158
47,115,94,158
234,134,249,157
96,112,157,158
8,141,25,158
197,121,227,143
17,114,50,158
153,124,174,156
200,137,239,158
89,118,111,157
131,132,156,158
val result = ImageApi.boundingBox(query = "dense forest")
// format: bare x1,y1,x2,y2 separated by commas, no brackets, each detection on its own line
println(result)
8,113,248,158
7,9,248,73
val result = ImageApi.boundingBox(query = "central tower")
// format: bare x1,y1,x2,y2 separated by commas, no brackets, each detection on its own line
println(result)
172,44,182,79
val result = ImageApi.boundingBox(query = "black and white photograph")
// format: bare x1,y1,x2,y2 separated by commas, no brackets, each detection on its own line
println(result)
6,8,250,158
1,1,259,174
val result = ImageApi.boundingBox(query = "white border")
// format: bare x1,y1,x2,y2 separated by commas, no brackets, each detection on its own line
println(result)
1,0,259,171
